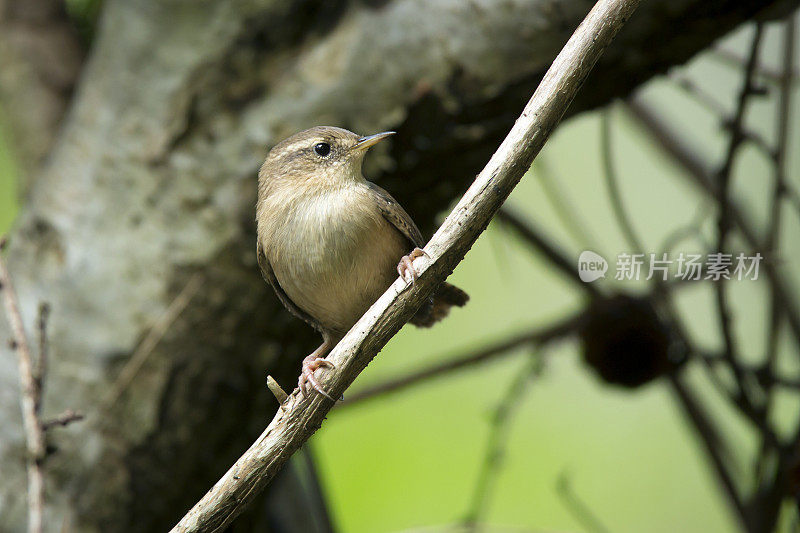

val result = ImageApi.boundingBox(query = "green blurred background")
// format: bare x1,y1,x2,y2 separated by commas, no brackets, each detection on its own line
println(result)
1,20,798,533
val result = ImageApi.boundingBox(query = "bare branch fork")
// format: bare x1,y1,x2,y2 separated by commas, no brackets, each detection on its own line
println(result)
171,0,640,530
0,241,83,533
0,242,45,533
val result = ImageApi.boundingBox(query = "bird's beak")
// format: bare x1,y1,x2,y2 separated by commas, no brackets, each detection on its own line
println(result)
353,131,396,151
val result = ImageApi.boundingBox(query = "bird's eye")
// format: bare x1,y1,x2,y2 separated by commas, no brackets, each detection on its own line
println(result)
314,142,331,157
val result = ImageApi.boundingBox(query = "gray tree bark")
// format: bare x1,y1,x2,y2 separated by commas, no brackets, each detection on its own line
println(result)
0,0,794,531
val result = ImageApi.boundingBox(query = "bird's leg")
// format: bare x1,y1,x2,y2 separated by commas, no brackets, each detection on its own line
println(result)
397,247,428,284
299,339,336,400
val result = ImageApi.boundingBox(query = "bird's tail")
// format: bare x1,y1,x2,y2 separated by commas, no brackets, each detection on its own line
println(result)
410,282,469,327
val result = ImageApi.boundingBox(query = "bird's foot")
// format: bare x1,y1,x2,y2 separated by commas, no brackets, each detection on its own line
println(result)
397,247,428,284
299,353,336,401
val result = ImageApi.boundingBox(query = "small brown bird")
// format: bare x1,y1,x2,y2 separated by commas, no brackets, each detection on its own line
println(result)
256,126,468,399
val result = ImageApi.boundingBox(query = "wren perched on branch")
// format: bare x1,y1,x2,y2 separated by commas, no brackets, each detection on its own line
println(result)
256,126,469,399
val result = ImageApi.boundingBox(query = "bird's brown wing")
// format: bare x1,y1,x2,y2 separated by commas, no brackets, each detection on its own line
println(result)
368,181,425,248
257,241,325,333
367,183,469,327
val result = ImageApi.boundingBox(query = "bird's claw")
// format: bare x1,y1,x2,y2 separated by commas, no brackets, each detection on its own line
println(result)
299,355,336,401
397,247,428,285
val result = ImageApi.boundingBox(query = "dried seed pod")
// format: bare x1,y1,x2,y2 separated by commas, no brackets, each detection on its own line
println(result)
580,294,675,388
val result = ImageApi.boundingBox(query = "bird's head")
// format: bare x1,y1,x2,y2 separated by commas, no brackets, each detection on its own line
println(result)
259,126,394,190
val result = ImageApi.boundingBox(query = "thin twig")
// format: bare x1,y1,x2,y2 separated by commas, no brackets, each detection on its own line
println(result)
657,198,712,254
41,409,85,431
103,273,203,408
556,472,612,533
787,185,800,222
0,240,45,533
624,98,800,350
341,312,583,407
696,350,782,452
34,303,49,416
701,351,800,391
668,371,748,530
764,374,800,391
601,108,646,255
496,207,601,298
669,73,772,158
624,97,712,183
295,446,336,533
170,2,641,529
764,13,795,370
709,45,797,84
534,157,597,250
463,354,541,527
713,24,763,404
759,14,795,482
266,376,289,405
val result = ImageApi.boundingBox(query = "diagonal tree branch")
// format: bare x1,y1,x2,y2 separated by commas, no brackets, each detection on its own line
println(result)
170,0,641,530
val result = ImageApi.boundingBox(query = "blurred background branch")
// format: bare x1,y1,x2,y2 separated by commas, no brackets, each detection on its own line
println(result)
0,0,84,183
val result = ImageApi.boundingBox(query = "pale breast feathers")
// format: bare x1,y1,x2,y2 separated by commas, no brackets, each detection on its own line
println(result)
257,183,409,334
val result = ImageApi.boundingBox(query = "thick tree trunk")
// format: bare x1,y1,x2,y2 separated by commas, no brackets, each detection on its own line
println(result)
0,0,794,531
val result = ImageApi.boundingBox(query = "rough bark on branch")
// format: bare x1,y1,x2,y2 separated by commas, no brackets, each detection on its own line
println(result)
0,0,794,531
172,0,640,528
